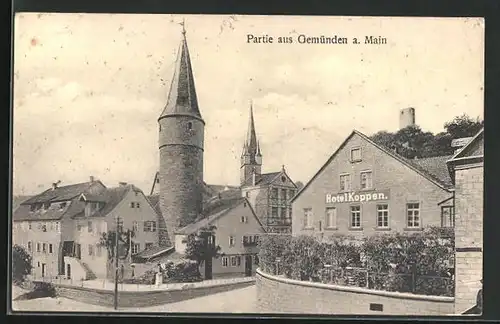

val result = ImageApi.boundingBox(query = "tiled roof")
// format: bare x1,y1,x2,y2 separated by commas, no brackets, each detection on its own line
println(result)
406,155,454,188
146,194,161,217
159,32,202,120
13,200,83,222
22,181,98,205
79,193,107,202
176,197,247,235
12,195,31,212
72,186,131,219
133,245,174,259
242,172,281,187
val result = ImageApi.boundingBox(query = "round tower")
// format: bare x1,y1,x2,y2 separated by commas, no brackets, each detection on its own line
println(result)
158,26,205,245
399,107,416,129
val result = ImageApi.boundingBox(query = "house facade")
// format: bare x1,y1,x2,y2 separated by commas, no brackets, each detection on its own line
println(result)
291,130,454,241
174,195,266,278
12,178,107,279
447,128,484,314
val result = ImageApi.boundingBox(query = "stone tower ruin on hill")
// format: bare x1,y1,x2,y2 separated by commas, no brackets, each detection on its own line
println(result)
158,26,205,246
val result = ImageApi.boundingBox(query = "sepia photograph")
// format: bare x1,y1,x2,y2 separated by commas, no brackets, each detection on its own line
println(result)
10,14,484,315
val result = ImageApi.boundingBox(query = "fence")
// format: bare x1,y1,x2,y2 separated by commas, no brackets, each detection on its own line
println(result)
267,263,454,297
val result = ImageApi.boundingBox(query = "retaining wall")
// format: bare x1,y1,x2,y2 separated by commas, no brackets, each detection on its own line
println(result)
256,269,454,315
52,280,255,308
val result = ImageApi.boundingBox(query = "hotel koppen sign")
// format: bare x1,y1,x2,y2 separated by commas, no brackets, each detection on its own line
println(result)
326,190,390,204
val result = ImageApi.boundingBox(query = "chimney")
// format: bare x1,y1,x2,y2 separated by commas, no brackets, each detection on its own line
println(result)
52,180,61,190
89,176,95,182
119,182,128,187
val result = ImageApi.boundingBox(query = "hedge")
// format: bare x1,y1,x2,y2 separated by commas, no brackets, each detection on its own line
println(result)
258,227,455,296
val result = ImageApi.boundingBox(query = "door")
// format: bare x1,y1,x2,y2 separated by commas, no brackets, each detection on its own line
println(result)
41,264,46,277
76,244,81,259
66,264,71,279
245,255,253,277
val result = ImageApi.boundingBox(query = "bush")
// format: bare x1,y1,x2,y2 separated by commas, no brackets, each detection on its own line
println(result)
163,260,203,283
15,282,57,301
258,227,455,296
12,245,32,286
122,269,156,285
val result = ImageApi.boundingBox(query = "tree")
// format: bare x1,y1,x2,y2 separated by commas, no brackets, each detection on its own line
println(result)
184,225,223,268
295,181,304,192
12,245,32,286
444,114,484,139
370,114,483,159
98,229,135,262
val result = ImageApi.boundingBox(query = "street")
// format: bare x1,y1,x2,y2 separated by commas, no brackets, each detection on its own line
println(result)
11,285,259,313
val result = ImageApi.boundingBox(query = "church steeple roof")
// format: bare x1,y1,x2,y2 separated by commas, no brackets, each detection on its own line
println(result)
159,21,203,121
244,102,258,156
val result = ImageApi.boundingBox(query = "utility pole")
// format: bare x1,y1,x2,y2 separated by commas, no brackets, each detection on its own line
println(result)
113,216,120,310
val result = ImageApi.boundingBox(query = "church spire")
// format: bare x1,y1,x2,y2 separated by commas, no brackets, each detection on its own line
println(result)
159,20,202,120
245,101,258,156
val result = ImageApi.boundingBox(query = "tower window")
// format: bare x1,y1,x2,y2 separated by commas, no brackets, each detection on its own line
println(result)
159,124,162,132
187,122,193,130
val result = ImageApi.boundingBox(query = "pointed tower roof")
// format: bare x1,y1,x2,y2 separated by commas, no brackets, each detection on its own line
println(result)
245,101,258,155
159,21,203,122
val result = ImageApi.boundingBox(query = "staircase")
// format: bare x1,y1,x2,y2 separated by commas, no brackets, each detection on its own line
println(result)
77,260,97,280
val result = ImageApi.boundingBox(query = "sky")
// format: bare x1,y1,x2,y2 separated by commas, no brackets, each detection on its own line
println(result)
12,14,484,195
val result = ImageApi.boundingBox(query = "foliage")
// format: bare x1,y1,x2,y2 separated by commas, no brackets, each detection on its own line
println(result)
370,114,483,159
98,229,135,261
258,228,455,296
15,282,57,301
184,225,223,267
163,260,203,283
12,245,32,286
122,268,156,285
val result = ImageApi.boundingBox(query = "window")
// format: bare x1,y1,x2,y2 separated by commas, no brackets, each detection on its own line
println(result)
280,207,287,219
42,243,47,253
271,207,278,219
271,188,278,199
340,174,351,191
49,244,53,254
360,171,373,190
350,147,362,162
231,256,241,267
77,224,83,232
41,224,47,232
281,189,287,200
30,204,36,212
377,204,389,228
229,236,235,246
281,176,286,182
144,221,156,232
27,241,32,252
96,245,102,257
88,244,94,256
43,202,50,210
240,216,247,223
132,243,140,254
60,202,67,209
441,206,454,228
407,203,420,228
28,223,32,230
350,206,361,228
88,221,93,233
325,207,337,228
117,218,124,232
288,208,292,219
289,190,295,200
145,243,154,250
207,235,215,246
55,222,60,232
36,242,41,252
130,202,135,208
303,208,313,228
156,177,160,184
187,121,193,130
245,192,250,198
136,202,140,208
132,221,139,232
222,256,229,267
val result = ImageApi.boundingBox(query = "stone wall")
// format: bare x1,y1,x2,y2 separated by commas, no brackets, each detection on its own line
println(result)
54,280,255,308
256,269,454,315
454,164,483,314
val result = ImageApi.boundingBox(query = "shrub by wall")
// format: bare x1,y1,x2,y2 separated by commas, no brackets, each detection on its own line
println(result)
257,227,454,297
